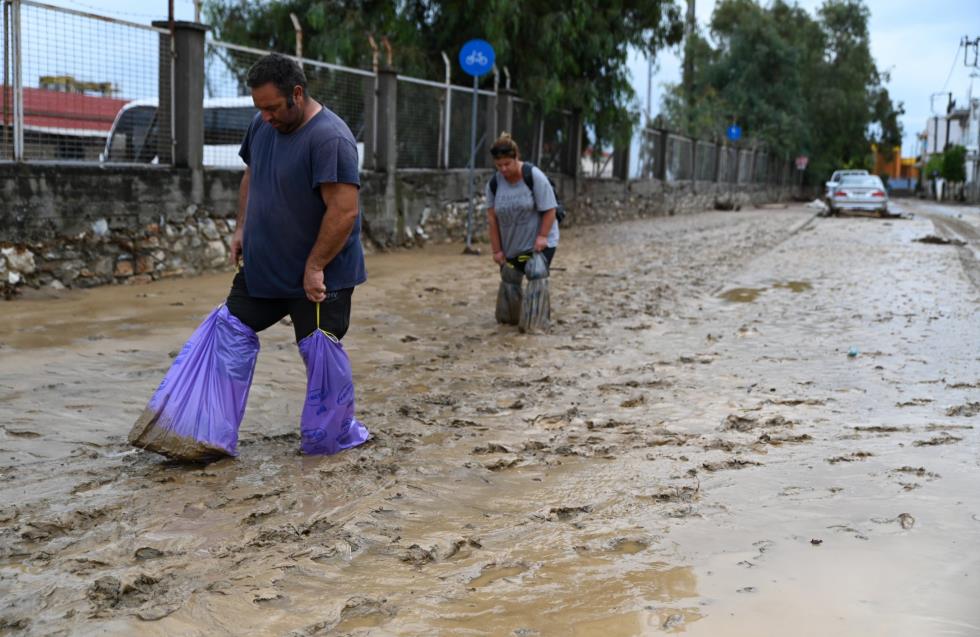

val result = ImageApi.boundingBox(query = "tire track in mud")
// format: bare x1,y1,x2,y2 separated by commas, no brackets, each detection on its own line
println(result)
919,210,980,292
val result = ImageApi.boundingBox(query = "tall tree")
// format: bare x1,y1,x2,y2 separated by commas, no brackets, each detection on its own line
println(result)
204,0,684,149
661,0,903,182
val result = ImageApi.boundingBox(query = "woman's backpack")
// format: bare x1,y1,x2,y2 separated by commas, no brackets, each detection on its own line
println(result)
488,162,566,224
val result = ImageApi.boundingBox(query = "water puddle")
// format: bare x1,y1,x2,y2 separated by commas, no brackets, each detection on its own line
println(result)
719,280,812,302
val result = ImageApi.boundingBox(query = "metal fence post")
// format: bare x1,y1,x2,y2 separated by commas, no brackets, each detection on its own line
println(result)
361,73,377,170
376,66,398,172
11,0,23,161
482,68,498,170
657,129,669,181
565,109,583,181
715,142,723,183
441,51,451,169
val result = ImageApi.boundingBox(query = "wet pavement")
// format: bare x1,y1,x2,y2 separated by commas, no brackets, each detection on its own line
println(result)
1,200,978,636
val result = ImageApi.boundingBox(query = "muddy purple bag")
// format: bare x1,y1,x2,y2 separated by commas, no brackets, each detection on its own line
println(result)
298,309,370,455
129,305,258,461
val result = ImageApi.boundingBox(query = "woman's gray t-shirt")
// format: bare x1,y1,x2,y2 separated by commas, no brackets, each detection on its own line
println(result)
485,164,559,259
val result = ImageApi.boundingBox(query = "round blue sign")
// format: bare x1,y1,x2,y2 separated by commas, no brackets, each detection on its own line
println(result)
726,125,742,141
459,39,496,77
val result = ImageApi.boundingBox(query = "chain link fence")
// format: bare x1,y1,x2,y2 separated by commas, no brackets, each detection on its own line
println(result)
2,0,169,162
2,1,793,185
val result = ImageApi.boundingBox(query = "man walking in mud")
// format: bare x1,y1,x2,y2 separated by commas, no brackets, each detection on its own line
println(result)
129,53,370,459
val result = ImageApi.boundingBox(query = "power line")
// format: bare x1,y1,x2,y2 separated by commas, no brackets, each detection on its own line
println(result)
942,41,962,91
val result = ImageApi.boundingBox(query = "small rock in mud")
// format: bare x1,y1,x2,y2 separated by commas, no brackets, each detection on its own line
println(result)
472,443,517,454
134,547,165,561
898,513,915,530
400,544,436,567
945,402,980,417
663,613,685,629
912,434,962,447
810,538,823,546
87,576,122,609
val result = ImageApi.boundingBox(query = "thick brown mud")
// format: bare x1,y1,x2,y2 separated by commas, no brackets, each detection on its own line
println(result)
1,201,979,635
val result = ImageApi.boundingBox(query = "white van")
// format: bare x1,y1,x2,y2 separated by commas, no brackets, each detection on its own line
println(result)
101,97,256,167
101,96,363,169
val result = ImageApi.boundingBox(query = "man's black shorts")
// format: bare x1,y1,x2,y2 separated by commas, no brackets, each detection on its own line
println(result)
225,270,353,342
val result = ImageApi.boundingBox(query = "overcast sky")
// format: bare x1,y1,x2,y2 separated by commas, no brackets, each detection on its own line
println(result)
32,0,980,157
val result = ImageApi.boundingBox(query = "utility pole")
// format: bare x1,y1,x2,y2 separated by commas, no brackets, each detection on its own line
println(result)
682,0,695,126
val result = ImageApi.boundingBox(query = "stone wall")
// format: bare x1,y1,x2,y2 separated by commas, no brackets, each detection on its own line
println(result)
0,163,791,297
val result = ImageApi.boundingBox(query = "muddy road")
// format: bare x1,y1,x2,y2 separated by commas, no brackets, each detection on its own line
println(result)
1,200,978,636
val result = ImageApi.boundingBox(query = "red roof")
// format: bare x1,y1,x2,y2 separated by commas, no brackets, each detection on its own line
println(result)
2,87,129,135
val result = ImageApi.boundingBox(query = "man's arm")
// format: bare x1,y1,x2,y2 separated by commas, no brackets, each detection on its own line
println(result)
229,167,250,265
303,181,359,303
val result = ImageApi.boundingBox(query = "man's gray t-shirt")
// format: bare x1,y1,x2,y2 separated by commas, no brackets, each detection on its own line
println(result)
485,165,559,259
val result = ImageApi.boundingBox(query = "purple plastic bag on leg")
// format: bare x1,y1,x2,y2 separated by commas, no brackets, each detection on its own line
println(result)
129,305,259,461
297,327,370,455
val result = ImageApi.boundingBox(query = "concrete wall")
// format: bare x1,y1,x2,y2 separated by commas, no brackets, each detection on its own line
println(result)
0,164,792,296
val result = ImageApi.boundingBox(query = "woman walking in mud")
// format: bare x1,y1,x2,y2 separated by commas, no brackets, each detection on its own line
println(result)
485,132,560,333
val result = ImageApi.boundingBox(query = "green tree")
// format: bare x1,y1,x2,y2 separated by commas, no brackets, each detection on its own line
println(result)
941,145,966,182
204,0,684,150
661,0,902,183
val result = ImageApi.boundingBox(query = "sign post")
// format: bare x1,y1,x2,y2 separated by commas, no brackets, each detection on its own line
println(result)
795,155,809,198
459,38,495,254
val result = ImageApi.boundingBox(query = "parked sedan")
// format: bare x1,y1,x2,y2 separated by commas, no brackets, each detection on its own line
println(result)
824,168,869,201
828,174,889,216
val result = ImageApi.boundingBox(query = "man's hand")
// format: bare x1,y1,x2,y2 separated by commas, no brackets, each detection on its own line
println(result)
229,227,244,266
493,250,506,266
304,267,327,303
533,235,548,253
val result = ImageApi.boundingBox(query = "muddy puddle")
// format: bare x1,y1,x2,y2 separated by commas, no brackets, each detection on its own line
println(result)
1,202,979,635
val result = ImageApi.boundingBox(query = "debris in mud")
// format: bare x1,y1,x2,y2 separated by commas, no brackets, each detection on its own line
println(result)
757,433,812,446
853,425,910,433
736,586,757,593
896,398,933,407
400,334,419,343
914,235,965,246
472,443,517,454
810,538,823,546
898,513,915,530
539,505,592,522
701,457,762,472
912,433,962,446
925,423,973,431
945,402,980,417
620,395,646,408
826,451,873,464
891,466,941,479
645,484,700,503
484,456,521,471
287,596,397,636
721,413,793,432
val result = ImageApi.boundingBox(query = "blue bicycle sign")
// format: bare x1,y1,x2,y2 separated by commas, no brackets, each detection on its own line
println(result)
459,39,495,77
726,124,742,142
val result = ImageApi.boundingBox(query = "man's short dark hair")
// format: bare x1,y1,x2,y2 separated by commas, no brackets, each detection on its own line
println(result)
246,53,308,104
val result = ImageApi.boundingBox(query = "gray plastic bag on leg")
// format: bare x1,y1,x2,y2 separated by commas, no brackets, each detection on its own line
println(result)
519,253,550,333
496,264,523,325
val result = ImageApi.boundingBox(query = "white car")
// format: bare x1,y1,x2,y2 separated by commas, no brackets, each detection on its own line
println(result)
825,169,869,201
100,97,257,167
827,174,889,216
